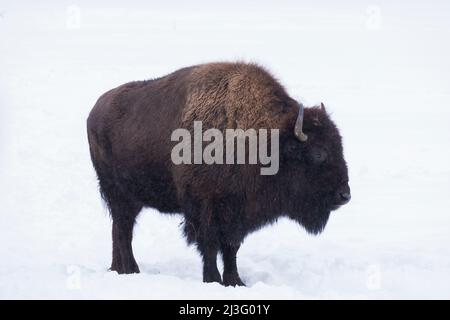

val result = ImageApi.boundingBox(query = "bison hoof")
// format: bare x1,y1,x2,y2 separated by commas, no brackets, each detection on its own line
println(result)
203,270,222,284
223,273,246,287
110,262,140,274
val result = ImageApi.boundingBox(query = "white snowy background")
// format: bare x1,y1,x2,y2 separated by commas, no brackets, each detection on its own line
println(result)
1,0,449,299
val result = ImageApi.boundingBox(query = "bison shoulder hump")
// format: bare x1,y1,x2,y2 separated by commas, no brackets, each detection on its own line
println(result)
182,62,295,131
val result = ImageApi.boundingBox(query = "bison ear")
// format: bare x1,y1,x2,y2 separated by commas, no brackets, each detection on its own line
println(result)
283,139,303,160
312,117,321,127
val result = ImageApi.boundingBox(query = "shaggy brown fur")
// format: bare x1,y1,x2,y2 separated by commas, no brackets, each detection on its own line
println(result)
87,62,350,286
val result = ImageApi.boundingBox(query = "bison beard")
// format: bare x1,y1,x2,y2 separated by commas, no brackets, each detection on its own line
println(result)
87,62,350,286
295,203,331,235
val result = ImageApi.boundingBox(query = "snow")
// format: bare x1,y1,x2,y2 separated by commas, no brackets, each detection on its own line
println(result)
1,0,450,299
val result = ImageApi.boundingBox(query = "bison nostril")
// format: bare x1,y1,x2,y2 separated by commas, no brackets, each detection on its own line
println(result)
339,192,351,202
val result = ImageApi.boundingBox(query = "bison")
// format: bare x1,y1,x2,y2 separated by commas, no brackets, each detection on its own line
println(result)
87,62,350,286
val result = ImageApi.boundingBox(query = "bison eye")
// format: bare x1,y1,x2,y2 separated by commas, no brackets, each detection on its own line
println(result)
311,147,327,164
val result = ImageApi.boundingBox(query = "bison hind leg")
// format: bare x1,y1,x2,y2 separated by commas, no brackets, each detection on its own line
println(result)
96,170,142,274
110,210,141,274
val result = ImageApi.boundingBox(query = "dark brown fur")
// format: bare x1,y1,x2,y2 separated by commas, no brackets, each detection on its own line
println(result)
87,62,350,286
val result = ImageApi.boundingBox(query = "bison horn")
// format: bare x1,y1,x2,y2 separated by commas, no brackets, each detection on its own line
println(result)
294,103,308,142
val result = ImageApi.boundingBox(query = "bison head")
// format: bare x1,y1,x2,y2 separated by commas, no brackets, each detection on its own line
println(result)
281,103,350,234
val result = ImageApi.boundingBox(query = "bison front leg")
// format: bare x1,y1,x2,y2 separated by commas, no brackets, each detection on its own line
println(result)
199,244,222,284
221,243,245,287
183,197,222,284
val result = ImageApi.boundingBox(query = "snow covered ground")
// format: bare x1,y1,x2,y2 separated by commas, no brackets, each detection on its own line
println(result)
1,0,449,299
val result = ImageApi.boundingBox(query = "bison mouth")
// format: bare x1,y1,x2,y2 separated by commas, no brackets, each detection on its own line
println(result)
330,204,341,211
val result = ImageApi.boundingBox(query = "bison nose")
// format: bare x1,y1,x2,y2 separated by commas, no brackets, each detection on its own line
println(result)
335,184,351,206
339,191,351,204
